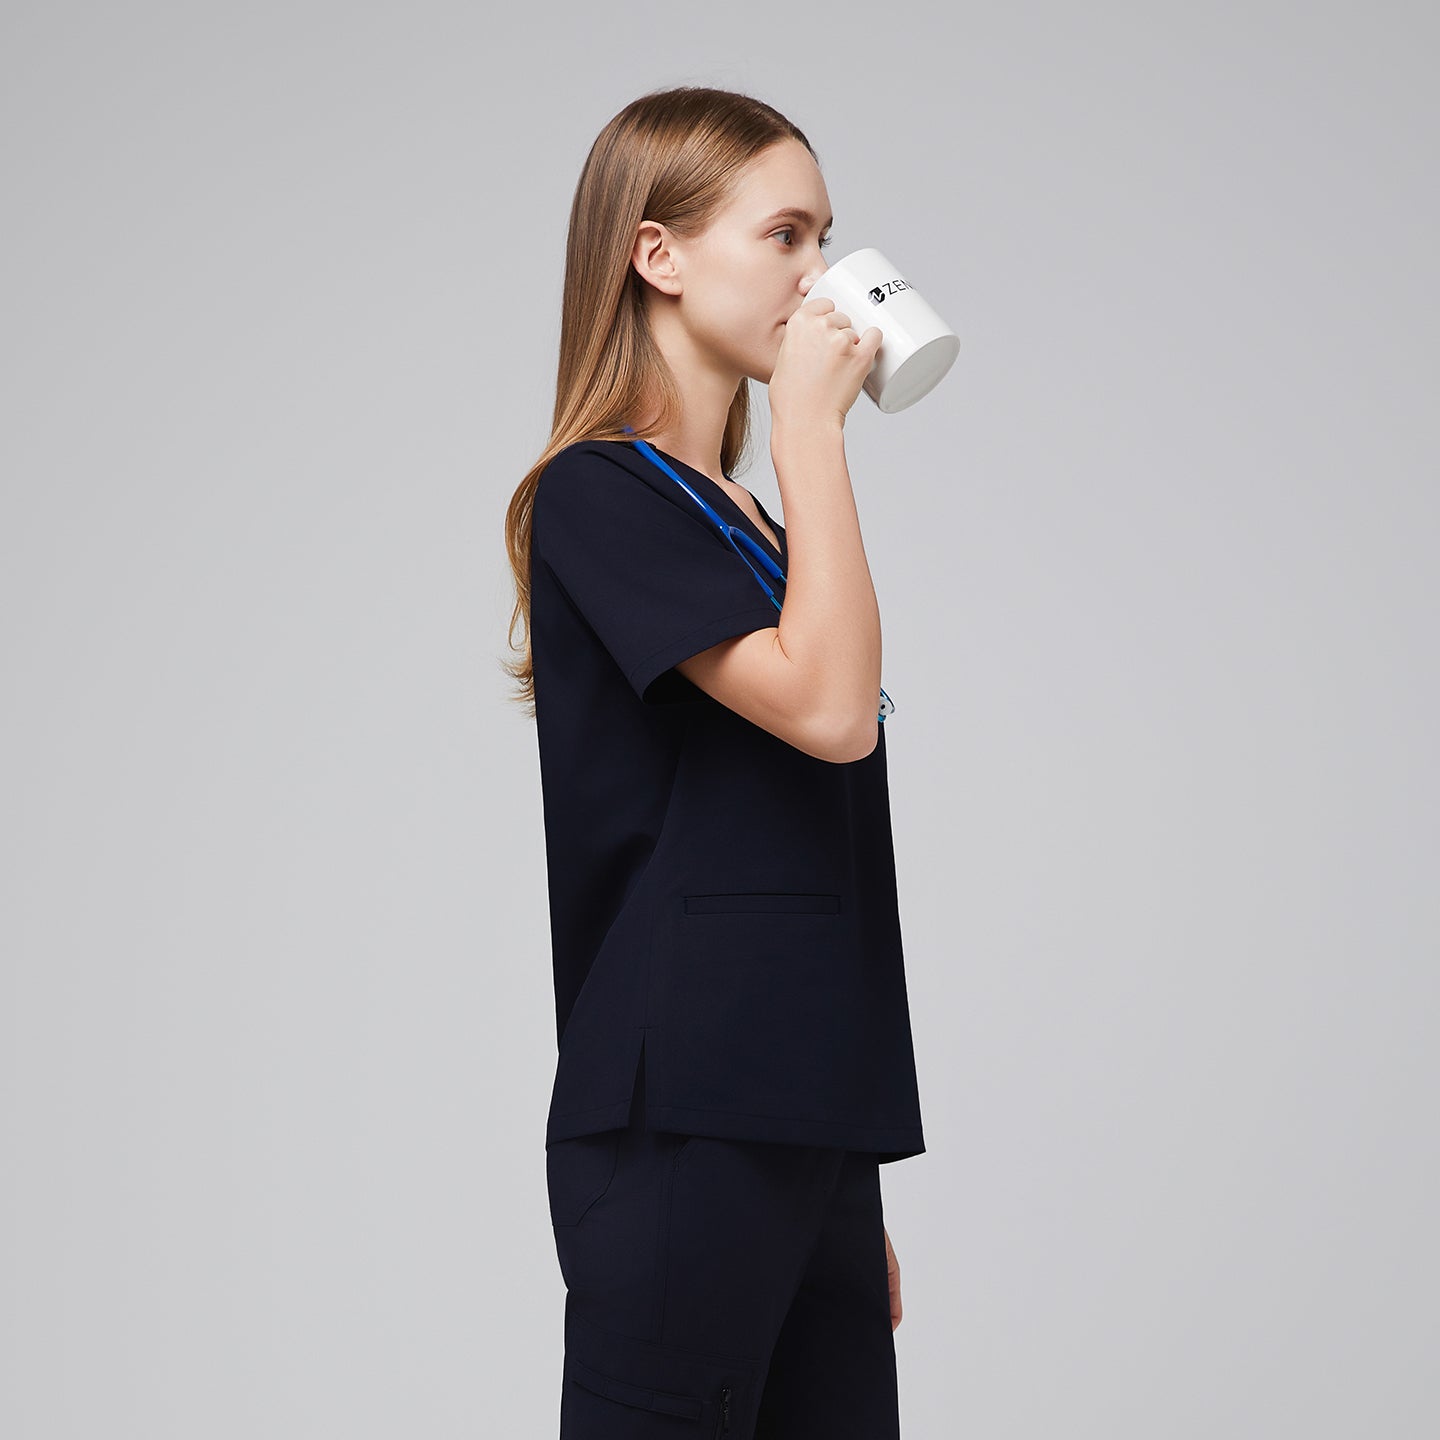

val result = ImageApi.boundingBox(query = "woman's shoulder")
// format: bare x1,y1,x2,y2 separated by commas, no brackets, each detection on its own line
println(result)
538,438,648,503
544,436,635,472
533,439,670,559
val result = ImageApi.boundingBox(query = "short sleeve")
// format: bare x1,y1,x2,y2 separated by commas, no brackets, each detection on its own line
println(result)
533,442,782,703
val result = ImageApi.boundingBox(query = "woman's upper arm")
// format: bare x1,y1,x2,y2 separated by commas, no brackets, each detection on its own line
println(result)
673,629,875,764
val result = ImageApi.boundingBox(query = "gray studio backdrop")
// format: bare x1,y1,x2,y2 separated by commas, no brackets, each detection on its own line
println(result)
3,3,1436,1437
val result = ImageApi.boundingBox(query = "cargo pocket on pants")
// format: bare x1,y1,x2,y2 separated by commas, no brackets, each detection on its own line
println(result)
561,1308,744,1436
566,1352,704,1421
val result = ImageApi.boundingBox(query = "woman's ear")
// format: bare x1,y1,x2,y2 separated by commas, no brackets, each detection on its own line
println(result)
631,219,683,298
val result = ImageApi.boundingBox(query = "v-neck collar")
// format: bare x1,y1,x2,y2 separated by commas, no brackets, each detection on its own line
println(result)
642,444,787,569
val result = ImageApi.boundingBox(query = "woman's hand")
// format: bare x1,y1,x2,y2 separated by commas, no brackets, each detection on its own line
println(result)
884,1225,902,1331
769,295,883,434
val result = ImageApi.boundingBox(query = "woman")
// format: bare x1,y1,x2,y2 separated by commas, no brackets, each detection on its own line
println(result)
504,85,926,1438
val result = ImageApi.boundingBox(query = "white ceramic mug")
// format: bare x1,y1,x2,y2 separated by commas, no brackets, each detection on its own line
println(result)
804,247,960,413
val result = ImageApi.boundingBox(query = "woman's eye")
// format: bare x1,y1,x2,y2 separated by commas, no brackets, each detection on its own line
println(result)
776,227,832,250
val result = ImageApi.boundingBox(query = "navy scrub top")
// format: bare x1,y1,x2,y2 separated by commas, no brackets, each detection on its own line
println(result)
530,437,926,1163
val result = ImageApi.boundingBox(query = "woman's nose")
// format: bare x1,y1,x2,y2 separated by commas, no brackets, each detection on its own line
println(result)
800,264,829,296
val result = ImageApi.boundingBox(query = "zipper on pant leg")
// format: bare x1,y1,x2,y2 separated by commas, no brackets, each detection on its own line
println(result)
713,1381,732,1436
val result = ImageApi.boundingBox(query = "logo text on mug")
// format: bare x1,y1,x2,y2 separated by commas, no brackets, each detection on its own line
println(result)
866,277,911,304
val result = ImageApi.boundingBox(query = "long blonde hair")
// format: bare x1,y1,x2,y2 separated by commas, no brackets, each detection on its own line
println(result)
501,85,818,715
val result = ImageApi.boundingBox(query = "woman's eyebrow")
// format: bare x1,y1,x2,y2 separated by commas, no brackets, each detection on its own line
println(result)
760,206,834,231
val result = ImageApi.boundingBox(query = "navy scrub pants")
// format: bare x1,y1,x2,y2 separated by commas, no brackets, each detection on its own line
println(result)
546,1054,901,1438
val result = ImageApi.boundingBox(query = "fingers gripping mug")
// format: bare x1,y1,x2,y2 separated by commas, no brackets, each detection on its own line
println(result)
804,247,960,413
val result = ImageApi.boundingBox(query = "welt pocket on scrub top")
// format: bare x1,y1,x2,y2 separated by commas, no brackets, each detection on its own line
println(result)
683,892,842,916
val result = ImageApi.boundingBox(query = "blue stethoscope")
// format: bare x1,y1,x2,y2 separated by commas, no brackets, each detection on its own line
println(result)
622,425,894,722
